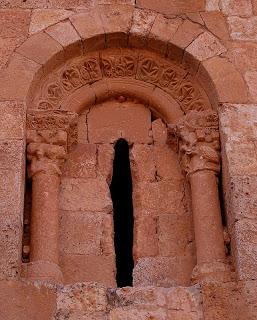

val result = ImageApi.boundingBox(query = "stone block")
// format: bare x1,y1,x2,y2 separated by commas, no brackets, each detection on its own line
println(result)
133,180,184,217
97,144,114,184
60,211,105,255
29,9,73,34
225,42,257,73
136,0,205,15
47,0,93,9
0,9,30,39
62,143,97,178
245,71,257,103
16,31,63,65
197,56,248,103
148,15,182,54
99,4,134,47
0,101,25,140
59,177,112,212
109,307,167,320
152,118,167,145
56,282,108,319
70,9,105,51
220,0,252,16
60,253,116,286
87,100,152,144
0,0,48,8
206,0,220,11
130,144,156,182
129,8,157,48
0,280,56,320
153,145,183,181
201,12,230,41
0,216,22,280
77,112,88,143
0,52,41,100
158,214,194,257
232,219,257,281
228,17,257,41
46,19,83,58
133,256,195,287
186,32,226,62
134,216,158,260
0,37,24,70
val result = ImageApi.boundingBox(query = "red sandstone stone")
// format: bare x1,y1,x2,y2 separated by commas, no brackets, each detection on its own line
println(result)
60,211,104,255
245,71,257,103
97,144,114,184
87,100,152,144
60,177,112,212
60,253,116,286
148,15,182,54
205,0,220,11
0,9,30,39
130,144,156,182
0,280,56,320
70,9,105,51
152,118,167,145
201,11,230,41
29,9,73,34
220,0,252,16
46,19,82,57
129,7,157,48
228,16,257,41
197,56,248,103
16,31,63,65
0,52,41,100
136,0,205,15
62,143,97,178
133,256,195,287
99,4,134,47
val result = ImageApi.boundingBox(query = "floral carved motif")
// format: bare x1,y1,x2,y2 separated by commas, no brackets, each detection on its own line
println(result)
169,110,220,175
32,49,209,113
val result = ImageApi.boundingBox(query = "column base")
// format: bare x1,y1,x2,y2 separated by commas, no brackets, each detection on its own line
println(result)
26,260,63,284
191,261,231,283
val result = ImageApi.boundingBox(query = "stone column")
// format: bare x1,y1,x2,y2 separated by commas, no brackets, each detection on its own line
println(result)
26,130,67,282
170,110,230,282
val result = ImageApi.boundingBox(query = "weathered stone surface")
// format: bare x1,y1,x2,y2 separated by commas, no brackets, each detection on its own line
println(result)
60,177,112,212
225,42,257,73
0,280,56,320
136,0,205,15
201,11,230,41
245,71,257,102
220,0,252,16
133,256,195,287
0,9,30,38
60,253,116,286
0,101,25,139
152,118,167,145
198,56,248,103
228,17,257,41
87,100,152,144
129,7,157,48
62,143,97,178
186,32,226,62
29,9,73,34
60,211,105,255
130,144,156,182
206,0,220,11
97,144,114,183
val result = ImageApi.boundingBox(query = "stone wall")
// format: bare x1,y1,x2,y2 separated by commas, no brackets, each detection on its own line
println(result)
0,0,257,319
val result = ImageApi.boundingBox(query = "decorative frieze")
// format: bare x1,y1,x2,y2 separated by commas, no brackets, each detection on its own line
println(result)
32,49,208,114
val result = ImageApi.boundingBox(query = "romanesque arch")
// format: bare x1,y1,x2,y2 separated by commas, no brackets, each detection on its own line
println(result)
2,6,245,287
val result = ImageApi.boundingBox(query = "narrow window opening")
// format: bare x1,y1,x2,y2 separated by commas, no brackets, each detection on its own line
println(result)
110,139,134,287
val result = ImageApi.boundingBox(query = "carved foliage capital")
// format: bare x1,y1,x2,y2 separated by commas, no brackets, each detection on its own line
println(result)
169,110,220,175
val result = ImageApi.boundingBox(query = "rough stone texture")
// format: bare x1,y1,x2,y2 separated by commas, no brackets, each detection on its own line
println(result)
59,177,112,212
87,100,152,144
0,1,257,319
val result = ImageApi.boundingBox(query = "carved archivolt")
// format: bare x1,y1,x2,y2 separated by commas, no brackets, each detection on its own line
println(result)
31,49,210,114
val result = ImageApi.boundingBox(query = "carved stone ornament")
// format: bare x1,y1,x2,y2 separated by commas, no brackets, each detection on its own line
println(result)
26,111,77,176
31,49,210,113
169,110,220,175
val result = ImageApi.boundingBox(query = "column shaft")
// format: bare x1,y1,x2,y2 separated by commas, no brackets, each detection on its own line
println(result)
190,170,225,265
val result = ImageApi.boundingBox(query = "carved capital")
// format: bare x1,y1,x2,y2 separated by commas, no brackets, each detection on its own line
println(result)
169,110,220,175
27,142,66,177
